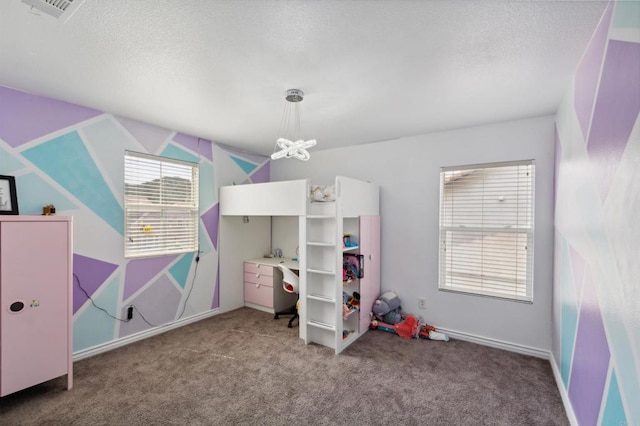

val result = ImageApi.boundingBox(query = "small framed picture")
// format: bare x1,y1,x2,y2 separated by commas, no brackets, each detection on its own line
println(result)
0,175,19,215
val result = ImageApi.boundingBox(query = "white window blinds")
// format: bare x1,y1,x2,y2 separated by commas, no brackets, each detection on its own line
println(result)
124,151,199,258
439,160,535,302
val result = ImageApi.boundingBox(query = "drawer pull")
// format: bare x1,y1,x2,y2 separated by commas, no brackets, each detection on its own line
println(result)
255,283,260,288
256,273,261,278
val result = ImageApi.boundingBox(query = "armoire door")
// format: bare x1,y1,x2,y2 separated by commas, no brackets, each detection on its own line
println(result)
359,215,380,333
0,221,69,396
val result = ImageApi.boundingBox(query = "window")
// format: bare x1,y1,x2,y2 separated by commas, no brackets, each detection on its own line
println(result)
124,151,199,258
438,160,535,302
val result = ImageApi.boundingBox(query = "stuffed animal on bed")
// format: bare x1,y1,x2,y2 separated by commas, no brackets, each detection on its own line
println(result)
310,185,336,202
372,291,402,324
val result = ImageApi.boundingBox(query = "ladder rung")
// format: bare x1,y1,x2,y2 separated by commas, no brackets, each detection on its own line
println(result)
307,320,336,331
307,294,335,303
307,268,335,275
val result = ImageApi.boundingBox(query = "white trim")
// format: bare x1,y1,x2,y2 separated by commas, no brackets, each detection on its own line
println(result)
435,326,550,359
550,352,579,426
73,308,220,362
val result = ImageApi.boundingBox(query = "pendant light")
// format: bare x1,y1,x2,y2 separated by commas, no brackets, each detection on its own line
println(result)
271,89,317,161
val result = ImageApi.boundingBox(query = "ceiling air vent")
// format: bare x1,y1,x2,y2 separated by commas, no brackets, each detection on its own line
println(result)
21,0,86,22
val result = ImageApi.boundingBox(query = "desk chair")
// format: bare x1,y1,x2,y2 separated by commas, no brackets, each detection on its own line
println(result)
273,264,299,328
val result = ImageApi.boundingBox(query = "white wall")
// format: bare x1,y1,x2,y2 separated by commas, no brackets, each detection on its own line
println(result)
272,216,300,259
219,216,271,313
271,115,555,352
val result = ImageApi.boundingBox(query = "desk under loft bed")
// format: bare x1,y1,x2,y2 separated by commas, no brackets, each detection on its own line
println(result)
220,176,380,354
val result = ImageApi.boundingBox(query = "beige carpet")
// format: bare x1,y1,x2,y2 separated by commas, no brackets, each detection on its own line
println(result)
0,307,568,425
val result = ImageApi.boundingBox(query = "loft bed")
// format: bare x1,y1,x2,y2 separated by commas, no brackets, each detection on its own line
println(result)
219,176,379,217
219,176,380,354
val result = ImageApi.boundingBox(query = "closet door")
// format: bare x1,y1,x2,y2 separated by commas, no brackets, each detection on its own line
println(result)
359,215,380,333
0,220,70,396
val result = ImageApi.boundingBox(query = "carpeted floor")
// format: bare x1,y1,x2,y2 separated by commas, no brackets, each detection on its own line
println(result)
0,307,568,425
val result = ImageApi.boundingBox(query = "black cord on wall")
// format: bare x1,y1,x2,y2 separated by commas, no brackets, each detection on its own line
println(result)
176,251,201,320
73,273,129,323
74,273,157,327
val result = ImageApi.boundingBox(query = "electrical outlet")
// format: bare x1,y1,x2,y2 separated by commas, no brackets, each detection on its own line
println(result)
418,298,426,309
127,306,134,320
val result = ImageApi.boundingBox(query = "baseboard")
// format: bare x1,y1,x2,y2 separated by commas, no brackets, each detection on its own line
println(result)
550,352,578,426
73,308,221,362
435,326,550,359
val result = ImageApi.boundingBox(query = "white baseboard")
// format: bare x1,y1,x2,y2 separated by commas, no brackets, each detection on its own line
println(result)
73,309,221,362
435,326,551,359
550,352,578,426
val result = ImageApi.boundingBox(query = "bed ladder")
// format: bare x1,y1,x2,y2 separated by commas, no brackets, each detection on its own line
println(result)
301,198,344,353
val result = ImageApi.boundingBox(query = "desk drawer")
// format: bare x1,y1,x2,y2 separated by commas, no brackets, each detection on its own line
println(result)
244,262,274,276
244,282,274,308
244,272,274,287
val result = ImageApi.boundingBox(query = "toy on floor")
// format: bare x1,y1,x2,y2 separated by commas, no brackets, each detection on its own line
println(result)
427,330,449,341
372,316,450,342
370,319,396,334
370,314,418,339
394,314,418,338
418,324,436,339
372,291,402,324
417,323,449,341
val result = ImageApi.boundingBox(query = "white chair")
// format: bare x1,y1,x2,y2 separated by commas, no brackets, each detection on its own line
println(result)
273,264,299,328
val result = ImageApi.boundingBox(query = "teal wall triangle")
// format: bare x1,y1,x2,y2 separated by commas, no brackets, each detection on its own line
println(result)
231,156,258,175
169,253,195,289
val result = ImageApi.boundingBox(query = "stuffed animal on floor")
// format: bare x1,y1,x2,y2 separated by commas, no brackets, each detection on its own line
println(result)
394,314,419,338
382,309,402,324
372,291,402,324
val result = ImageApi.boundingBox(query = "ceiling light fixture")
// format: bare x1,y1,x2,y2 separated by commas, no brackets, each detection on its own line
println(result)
271,89,316,161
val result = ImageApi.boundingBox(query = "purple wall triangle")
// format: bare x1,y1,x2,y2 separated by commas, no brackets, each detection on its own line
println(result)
201,203,220,251
251,161,270,184
174,133,213,162
73,254,119,314
587,40,640,201
0,86,101,148
568,272,610,426
123,255,178,301
574,2,613,140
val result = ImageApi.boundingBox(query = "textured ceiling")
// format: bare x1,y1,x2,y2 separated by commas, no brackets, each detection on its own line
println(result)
0,0,607,156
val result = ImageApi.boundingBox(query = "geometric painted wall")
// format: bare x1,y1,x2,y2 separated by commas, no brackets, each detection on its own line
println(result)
553,1,639,425
0,85,270,353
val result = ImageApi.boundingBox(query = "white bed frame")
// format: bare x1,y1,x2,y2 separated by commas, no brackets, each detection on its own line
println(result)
219,176,379,353
220,177,378,217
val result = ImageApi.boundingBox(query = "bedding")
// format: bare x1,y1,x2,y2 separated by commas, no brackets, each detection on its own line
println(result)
309,184,336,202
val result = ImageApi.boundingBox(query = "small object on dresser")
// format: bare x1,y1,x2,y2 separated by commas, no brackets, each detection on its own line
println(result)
42,204,56,215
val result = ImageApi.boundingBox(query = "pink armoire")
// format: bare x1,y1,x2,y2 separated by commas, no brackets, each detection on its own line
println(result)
0,216,73,396
358,215,381,333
